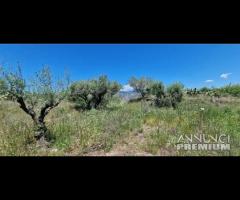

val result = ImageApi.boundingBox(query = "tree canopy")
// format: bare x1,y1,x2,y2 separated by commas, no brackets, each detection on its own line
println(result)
69,75,121,110
128,77,155,99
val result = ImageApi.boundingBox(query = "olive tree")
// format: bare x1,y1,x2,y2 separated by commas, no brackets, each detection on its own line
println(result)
150,81,169,107
1,65,69,142
150,81,165,99
128,77,155,99
166,83,184,108
149,81,184,109
69,75,121,110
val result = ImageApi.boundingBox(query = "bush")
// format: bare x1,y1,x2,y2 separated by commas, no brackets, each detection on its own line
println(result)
150,81,165,98
167,83,184,108
151,82,184,109
69,75,121,110
219,84,240,97
154,95,173,108
199,87,210,93
186,88,200,96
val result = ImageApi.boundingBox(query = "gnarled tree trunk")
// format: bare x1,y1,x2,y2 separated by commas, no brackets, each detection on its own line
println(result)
34,120,48,141
93,87,107,109
16,96,60,142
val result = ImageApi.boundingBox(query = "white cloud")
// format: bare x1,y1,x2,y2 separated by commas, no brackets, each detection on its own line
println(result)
120,84,134,92
205,80,214,83
220,73,232,79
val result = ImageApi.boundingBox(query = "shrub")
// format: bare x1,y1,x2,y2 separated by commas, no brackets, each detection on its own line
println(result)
154,95,173,108
167,83,184,108
199,87,210,93
186,88,200,96
220,84,240,97
150,81,165,98
150,82,184,109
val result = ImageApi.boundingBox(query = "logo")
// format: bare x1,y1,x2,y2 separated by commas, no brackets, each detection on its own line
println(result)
176,134,231,151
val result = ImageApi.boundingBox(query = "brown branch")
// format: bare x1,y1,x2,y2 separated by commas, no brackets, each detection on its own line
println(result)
16,96,36,122
38,100,61,122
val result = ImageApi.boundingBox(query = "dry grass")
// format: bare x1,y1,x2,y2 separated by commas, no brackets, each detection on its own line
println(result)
1,96,240,156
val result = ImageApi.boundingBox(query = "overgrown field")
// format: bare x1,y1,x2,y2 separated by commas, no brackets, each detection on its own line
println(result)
1,95,240,156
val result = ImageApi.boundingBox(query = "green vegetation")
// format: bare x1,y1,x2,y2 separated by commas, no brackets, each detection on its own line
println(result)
219,84,240,97
187,84,240,97
69,75,121,110
129,76,154,99
0,79,7,96
1,94,240,156
0,66,69,143
0,67,240,156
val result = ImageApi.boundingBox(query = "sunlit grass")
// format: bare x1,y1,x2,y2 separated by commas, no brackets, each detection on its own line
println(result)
0,96,240,156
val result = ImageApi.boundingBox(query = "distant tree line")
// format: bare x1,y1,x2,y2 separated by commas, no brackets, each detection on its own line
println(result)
186,84,240,97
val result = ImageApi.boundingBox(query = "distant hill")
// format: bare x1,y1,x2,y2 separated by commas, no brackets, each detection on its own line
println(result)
117,91,141,101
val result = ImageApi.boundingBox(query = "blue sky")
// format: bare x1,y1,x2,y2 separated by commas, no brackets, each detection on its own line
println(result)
0,44,239,90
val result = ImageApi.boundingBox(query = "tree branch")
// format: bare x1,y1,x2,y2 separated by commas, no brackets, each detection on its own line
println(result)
16,96,36,122
38,100,61,122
